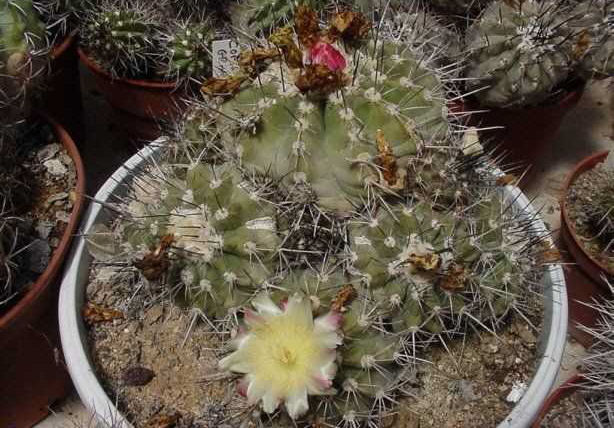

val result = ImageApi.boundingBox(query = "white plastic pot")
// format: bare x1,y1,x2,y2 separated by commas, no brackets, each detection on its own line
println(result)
59,142,568,428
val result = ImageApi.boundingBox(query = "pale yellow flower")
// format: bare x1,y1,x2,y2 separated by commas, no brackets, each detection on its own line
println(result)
219,293,342,419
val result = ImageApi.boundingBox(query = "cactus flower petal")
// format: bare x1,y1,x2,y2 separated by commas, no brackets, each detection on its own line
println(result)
310,42,347,71
219,293,341,419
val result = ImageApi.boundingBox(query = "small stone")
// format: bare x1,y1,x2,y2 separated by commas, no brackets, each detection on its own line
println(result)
36,143,60,162
458,380,479,401
147,305,164,325
35,221,54,239
43,158,67,176
59,152,72,165
55,210,70,223
50,237,60,248
517,326,536,345
505,381,527,403
26,239,51,274
123,366,155,386
46,192,68,205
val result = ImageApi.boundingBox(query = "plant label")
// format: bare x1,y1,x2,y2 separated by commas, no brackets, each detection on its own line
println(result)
212,39,240,77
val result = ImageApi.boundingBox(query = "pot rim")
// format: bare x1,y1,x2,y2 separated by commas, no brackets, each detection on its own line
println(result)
530,374,585,428
50,31,78,61
0,114,86,334
77,47,179,90
58,142,568,428
560,150,613,276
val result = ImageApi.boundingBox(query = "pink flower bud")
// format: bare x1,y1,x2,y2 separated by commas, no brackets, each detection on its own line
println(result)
310,42,346,72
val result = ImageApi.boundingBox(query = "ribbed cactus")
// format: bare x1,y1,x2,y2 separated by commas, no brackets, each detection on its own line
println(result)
0,0,48,115
88,7,551,425
80,0,163,78
569,0,614,79
465,0,578,107
163,21,212,82
586,169,614,252
37,0,85,38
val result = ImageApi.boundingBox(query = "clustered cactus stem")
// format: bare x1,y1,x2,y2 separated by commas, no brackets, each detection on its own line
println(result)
86,5,554,426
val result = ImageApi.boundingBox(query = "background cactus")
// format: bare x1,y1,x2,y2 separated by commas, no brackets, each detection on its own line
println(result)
162,21,212,83
79,0,165,79
36,0,85,39
586,169,614,253
0,0,48,117
87,7,552,426
465,0,578,108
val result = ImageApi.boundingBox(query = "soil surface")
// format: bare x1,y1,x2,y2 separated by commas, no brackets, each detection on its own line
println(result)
565,163,614,272
396,307,543,427
539,388,585,427
0,121,77,312
86,259,544,428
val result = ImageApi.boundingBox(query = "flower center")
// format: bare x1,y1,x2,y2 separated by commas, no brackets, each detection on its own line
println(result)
278,347,297,365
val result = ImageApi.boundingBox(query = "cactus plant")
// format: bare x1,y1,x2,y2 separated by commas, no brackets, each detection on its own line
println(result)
79,0,164,79
585,169,614,253
161,20,212,83
86,7,552,425
569,0,614,80
426,0,491,17
36,0,85,39
465,0,579,107
0,0,48,116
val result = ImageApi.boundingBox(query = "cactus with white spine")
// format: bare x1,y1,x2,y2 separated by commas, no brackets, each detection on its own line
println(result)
0,0,48,116
569,0,614,80
37,0,85,38
163,21,212,83
79,0,163,79
465,0,579,107
87,7,551,426
585,168,614,253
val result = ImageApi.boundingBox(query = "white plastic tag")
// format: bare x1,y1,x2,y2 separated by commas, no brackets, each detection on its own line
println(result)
212,39,240,77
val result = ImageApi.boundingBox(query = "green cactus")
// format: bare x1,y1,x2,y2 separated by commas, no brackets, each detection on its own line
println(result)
465,0,578,107
37,0,85,38
163,21,212,82
87,8,553,426
586,171,614,252
0,0,48,114
80,0,163,79
569,0,613,79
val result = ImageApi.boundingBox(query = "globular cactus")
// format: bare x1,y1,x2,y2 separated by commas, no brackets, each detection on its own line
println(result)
80,0,163,79
0,0,48,116
37,0,85,39
569,0,614,80
465,0,578,107
162,21,212,83
88,7,552,426
585,169,614,253
576,280,614,426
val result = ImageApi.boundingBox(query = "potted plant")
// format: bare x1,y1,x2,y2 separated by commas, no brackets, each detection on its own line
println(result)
60,7,566,427
533,283,614,427
37,0,86,141
76,0,225,141
462,0,612,173
560,150,613,347
0,1,86,425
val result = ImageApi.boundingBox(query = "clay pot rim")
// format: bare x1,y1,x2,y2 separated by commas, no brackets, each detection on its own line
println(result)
560,150,614,276
77,47,179,90
0,114,86,333
50,31,78,61
531,374,584,427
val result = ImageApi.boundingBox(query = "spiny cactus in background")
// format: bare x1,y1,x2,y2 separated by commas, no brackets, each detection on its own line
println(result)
0,202,21,307
162,21,212,83
36,0,85,39
87,7,551,426
465,0,578,108
0,0,48,117
586,168,614,253
576,281,614,426
569,0,614,80
80,0,163,79
230,0,329,36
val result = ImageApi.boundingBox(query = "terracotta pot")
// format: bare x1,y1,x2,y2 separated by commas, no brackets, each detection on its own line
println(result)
531,374,583,427
0,114,86,427
43,33,84,144
467,84,585,176
560,150,613,347
78,48,186,123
